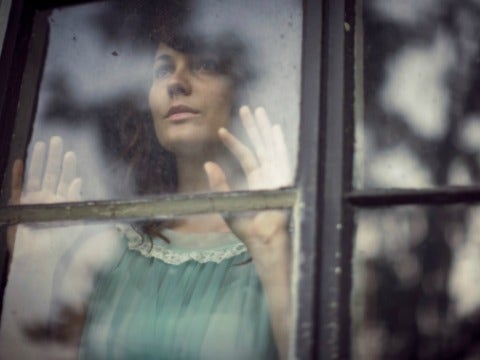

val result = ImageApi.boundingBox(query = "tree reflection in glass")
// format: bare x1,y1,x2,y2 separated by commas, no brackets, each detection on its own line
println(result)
0,1,302,359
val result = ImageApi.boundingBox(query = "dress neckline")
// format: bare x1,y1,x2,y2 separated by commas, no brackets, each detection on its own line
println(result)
119,225,248,264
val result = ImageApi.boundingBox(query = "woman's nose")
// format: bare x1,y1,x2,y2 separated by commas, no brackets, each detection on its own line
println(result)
167,66,192,98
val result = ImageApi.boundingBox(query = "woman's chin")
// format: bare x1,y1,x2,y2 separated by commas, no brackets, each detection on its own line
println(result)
161,137,222,159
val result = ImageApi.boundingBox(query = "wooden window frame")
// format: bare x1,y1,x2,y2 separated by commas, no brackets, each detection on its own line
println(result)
0,0,365,359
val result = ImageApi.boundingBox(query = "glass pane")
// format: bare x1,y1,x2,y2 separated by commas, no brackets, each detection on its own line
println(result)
1,209,293,358
355,1,480,189
352,205,480,359
6,0,301,203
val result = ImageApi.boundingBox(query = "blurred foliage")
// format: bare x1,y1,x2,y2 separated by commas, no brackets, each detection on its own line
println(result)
356,1,480,358
363,0,480,187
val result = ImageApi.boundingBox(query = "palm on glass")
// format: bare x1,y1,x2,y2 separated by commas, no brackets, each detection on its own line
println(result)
7,136,83,253
205,106,291,255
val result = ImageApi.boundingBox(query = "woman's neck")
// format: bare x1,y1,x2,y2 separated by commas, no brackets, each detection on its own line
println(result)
166,214,231,233
175,155,211,193
171,146,242,233
175,144,233,193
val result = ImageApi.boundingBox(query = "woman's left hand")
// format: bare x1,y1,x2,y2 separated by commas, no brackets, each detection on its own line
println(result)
204,106,292,357
204,105,292,270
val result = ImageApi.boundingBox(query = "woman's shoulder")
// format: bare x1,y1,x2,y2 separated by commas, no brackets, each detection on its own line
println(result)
52,224,127,310
59,224,126,272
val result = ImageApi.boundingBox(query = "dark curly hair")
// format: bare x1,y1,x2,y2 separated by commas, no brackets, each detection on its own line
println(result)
96,0,255,235
93,0,255,194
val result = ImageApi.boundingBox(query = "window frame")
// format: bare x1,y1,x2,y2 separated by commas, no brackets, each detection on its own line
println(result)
292,0,357,359
344,1,480,359
0,0,361,359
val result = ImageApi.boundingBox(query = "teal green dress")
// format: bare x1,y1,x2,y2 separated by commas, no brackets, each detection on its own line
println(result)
79,227,278,359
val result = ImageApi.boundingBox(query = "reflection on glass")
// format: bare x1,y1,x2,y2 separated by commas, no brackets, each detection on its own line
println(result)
2,2,299,358
352,205,480,359
356,0,480,188
1,212,293,358
13,0,301,201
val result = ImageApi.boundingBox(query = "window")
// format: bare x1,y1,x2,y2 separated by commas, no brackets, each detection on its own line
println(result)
351,0,480,359
9,0,478,359
0,0,326,359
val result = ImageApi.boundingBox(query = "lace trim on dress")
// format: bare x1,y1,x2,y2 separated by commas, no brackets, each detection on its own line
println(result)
121,226,247,265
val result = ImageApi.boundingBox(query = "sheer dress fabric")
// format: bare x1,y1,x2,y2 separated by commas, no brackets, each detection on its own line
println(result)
79,227,278,359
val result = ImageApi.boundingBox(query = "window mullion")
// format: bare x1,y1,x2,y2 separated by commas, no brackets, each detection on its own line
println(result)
314,0,355,358
0,188,298,224
346,186,480,207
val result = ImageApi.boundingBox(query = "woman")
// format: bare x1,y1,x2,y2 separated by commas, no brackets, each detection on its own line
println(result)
8,10,292,360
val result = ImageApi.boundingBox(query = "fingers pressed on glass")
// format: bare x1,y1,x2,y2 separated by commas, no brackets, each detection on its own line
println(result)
42,136,63,193
22,136,83,203
57,151,77,198
204,162,230,192
67,178,83,201
254,107,275,163
272,124,291,186
218,127,258,176
221,105,293,190
26,141,46,192
239,106,267,163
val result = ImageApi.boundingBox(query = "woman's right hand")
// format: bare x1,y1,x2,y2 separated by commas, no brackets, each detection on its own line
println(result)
5,136,90,351
18,136,82,204
7,136,82,253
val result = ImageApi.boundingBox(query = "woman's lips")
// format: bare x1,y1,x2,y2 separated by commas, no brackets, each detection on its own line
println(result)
165,105,200,122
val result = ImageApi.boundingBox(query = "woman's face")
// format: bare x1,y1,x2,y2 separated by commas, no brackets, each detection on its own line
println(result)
149,44,234,156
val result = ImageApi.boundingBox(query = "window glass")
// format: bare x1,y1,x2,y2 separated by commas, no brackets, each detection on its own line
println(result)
352,205,480,359
1,212,294,358
11,0,301,201
355,0,480,189
1,2,300,357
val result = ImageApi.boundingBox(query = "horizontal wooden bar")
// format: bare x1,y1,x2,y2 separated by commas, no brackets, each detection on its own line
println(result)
345,186,480,207
0,188,298,225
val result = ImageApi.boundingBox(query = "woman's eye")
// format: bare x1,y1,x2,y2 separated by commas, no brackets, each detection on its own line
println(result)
154,64,173,79
192,59,221,74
